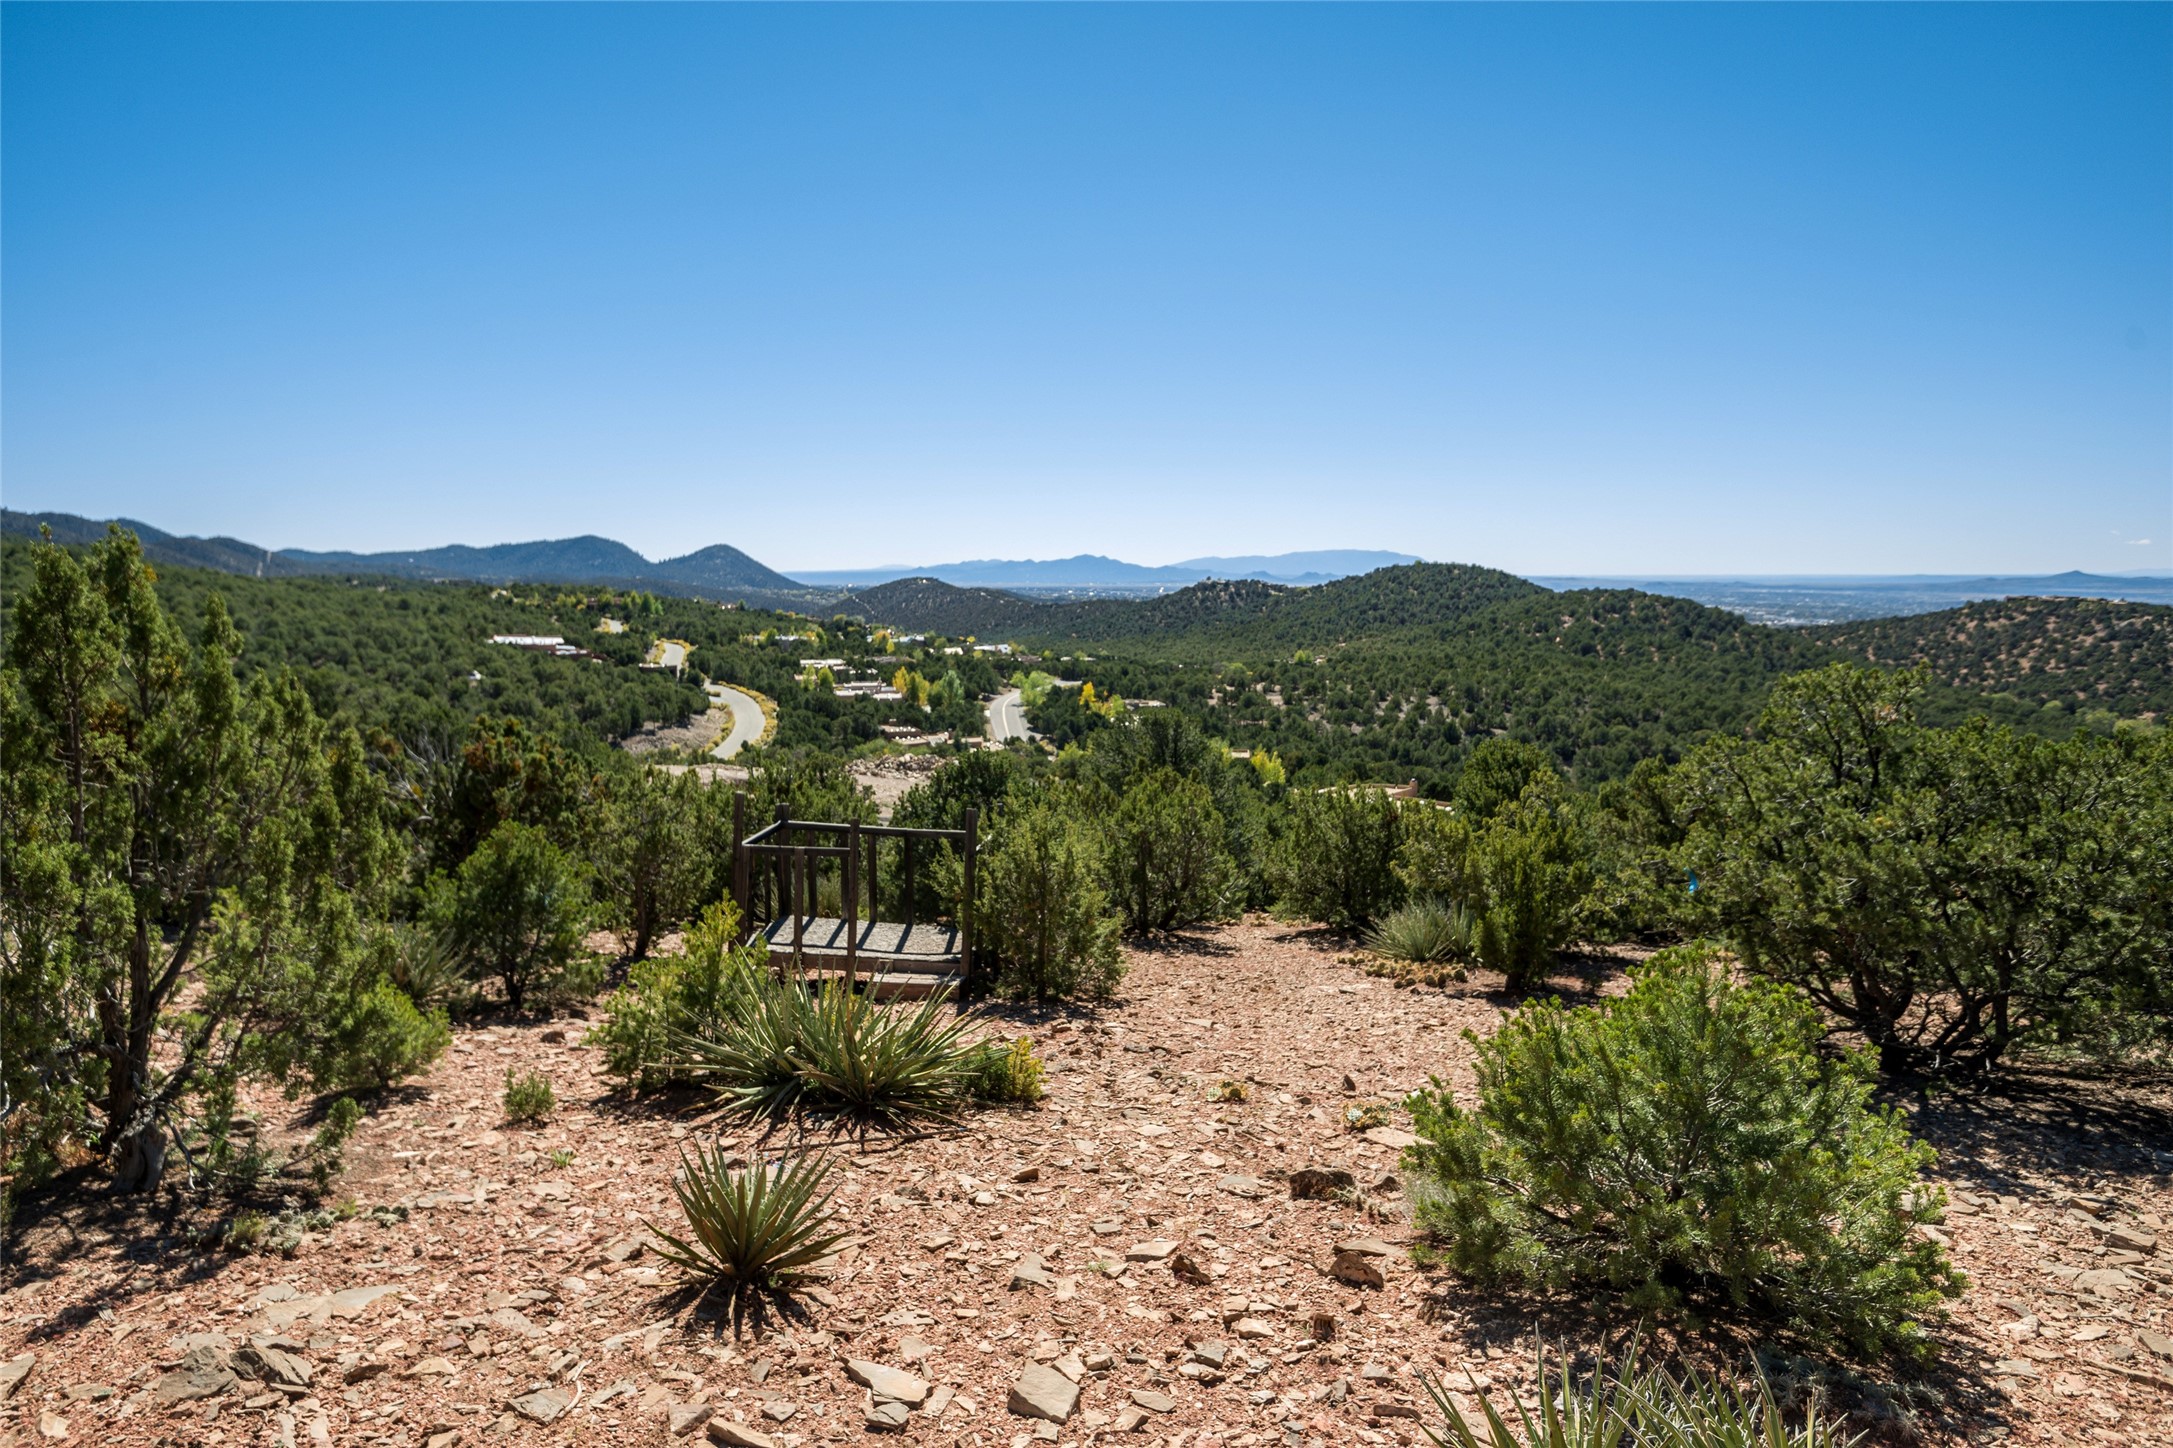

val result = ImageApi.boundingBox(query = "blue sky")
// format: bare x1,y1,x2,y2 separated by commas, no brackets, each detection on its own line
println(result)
4,3,2167,575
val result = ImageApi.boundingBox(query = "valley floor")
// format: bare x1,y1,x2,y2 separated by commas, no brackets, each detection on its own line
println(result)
4,921,2169,1447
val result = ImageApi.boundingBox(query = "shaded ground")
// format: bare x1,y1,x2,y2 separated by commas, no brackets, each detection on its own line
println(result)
3,920,2169,1447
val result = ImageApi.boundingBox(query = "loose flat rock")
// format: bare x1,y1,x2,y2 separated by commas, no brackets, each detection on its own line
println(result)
668,1403,715,1436
707,1422,777,1448
404,1357,459,1377
509,1388,573,1424
1010,1254,1055,1291
1130,1389,1178,1414
864,1399,911,1432
235,1343,312,1389
1362,1127,1421,1150
1331,1251,1387,1288
843,1360,929,1406
1125,1239,1178,1262
1336,1237,1396,1257
1008,1362,1080,1422
2107,1225,2159,1254
1169,1252,1212,1285
328,1285,402,1318
2074,1268,2132,1296
1115,1407,1149,1433
2140,1329,2173,1360
1218,1174,1270,1199
0,1354,36,1399
155,1346,236,1405
1288,1168,1355,1200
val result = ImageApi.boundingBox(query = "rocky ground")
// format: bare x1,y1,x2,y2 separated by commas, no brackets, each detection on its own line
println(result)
4,919,2170,1448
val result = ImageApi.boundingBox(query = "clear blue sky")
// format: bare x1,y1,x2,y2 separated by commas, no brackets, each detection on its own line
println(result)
4,3,2167,575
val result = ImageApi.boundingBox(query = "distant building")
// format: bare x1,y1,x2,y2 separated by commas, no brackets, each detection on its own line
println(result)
799,657,848,671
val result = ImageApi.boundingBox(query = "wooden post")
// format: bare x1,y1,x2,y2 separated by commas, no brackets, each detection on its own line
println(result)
866,829,880,928
731,791,749,930
902,837,916,933
792,845,808,977
961,808,978,998
773,805,790,939
844,820,861,991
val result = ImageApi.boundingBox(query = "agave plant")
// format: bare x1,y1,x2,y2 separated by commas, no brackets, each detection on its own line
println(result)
1365,898,1478,965
648,1144,850,1303
1422,1346,1859,1448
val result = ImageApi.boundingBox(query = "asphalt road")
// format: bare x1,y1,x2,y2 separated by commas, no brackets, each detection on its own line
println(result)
706,683,766,760
650,639,689,671
987,687,1032,743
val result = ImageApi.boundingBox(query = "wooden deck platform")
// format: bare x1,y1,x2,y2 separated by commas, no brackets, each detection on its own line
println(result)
758,915,963,997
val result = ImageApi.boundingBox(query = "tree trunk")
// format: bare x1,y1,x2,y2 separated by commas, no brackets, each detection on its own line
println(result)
110,1121,167,1193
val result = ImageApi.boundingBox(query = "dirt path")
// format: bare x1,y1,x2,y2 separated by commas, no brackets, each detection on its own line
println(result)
3,922,2168,1447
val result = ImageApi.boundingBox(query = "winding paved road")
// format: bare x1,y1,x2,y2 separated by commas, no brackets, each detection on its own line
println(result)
706,683,766,760
987,687,1033,743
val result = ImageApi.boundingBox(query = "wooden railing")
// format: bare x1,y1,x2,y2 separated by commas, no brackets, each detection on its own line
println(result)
729,791,981,990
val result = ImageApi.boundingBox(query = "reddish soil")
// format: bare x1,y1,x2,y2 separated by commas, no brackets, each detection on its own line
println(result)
4,918,2169,1448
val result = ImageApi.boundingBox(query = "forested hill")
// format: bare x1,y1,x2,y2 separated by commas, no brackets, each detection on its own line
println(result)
846,562,1545,644
1808,596,2173,722
1,509,812,599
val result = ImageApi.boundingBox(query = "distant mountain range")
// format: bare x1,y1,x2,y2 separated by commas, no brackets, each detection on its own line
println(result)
788,549,1421,593
9,509,2167,627
3,510,807,597
1534,570,2173,624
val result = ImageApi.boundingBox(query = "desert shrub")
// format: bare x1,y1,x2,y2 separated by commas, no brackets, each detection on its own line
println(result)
1672,664,2173,1073
1101,768,1238,932
1425,1345,1859,1448
1364,898,1477,965
428,822,591,1012
966,1036,1046,1104
502,1068,556,1123
649,1145,849,1307
312,979,453,1094
594,902,763,1091
1403,945,1962,1358
1401,781,1593,989
968,792,1125,1003
1271,785,1404,930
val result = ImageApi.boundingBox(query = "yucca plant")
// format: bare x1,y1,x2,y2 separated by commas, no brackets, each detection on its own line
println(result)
669,970,813,1118
792,984,985,1129
1422,1346,1860,1448
671,974,986,1128
1366,898,1478,964
648,1145,850,1305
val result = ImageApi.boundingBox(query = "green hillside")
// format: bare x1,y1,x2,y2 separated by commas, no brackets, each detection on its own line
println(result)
1808,596,2173,723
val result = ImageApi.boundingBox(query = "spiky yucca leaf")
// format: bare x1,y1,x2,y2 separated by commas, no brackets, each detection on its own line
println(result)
792,984,984,1129
667,971,814,1117
1366,898,1478,964
1421,1346,1860,1448
647,1145,849,1297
